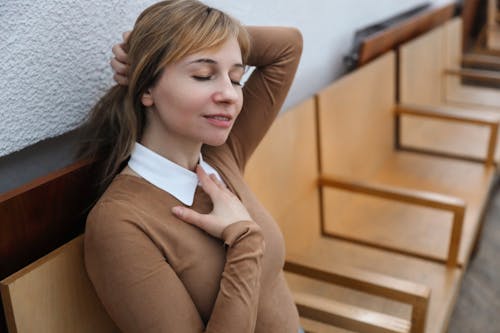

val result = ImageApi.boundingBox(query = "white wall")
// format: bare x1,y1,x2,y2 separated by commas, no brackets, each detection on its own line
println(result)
0,0,455,157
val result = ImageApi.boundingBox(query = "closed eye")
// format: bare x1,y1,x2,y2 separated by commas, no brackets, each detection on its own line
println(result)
192,75,212,81
193,75,242,86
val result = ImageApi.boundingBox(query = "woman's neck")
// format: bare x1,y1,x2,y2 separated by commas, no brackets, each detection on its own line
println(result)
140,132,202,172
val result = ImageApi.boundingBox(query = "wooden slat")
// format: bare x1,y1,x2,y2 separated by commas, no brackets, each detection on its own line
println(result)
291,251,428,333
445,67,500,85
319,175,465,212
396,103,500,125
295,292,411,333
285,260,430,310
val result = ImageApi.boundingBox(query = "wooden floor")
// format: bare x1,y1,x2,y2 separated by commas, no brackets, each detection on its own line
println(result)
448,182,500,333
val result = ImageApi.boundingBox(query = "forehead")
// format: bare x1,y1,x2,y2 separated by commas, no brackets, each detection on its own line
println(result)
181,37,243,65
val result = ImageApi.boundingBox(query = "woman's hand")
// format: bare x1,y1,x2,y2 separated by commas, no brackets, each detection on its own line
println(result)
111,31,130,85
172,166,253,239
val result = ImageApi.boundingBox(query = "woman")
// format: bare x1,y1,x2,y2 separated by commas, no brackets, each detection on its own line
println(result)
79,0,303,332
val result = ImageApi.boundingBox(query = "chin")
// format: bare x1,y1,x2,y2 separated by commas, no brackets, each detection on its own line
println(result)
204,134,230,147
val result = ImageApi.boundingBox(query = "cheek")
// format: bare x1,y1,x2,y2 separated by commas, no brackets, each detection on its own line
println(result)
235,91,244,114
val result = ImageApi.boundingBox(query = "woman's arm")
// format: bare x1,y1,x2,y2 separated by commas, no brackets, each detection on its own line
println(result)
85,200,264,332
226,26,303,171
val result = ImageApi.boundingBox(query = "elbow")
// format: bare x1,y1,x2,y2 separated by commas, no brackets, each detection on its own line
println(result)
285,27,303,56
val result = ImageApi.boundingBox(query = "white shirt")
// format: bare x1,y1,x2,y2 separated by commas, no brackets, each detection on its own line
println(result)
128,142,223,206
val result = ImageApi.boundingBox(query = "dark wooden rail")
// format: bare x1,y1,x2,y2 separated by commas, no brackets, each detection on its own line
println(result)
0,159,100,332
347,2,456,69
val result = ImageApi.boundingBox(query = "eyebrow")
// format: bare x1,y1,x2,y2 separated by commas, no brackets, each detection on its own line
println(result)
187,58,245,69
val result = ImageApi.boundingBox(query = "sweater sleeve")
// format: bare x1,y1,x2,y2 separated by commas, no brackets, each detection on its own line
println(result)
226,26,303,171
84,203,264,333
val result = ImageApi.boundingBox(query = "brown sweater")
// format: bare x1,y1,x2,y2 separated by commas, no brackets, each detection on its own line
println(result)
84,26,303,333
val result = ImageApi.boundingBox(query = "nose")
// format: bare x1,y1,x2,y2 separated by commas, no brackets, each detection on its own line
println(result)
212,77,240,104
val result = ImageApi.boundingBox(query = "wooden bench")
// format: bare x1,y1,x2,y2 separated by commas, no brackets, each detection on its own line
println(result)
401,17,500,108
399,17,500,164
245,98,436,332
318,50,496,269
0,159,100,333
2,231,425,333
1,236,119,333
341,3,500,167
0,105,430,332
242,53,492,332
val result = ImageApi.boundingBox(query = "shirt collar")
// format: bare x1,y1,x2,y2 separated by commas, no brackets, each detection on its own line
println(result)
128,142,223,206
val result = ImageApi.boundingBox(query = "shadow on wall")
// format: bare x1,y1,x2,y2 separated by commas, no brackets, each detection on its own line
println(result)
0,130,80,194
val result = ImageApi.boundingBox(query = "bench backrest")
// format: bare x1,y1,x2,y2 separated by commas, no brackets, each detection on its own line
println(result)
245,98,321,253
399,20,446,107
400,17,500,109
316,51,396,180
0,159,102,331
1,236,118,333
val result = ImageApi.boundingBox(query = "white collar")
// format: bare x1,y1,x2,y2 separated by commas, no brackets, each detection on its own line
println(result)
128,142,223,206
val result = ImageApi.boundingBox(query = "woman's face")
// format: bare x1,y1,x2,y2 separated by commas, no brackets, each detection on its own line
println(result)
141,36,244,151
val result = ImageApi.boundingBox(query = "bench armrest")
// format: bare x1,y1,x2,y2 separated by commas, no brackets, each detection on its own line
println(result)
444,67,500,85
462,53,500,70
285,259,429,333
319,175,466,267
396,103,500,166
295,292,410,333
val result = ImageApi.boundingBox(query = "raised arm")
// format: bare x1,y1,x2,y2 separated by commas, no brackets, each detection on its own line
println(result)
226,26,303,171
109,27,302,171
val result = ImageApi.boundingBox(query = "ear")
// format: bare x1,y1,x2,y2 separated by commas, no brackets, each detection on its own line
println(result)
141,89,154,107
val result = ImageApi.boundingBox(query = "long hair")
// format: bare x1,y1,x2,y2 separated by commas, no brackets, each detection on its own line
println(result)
78,0,250,190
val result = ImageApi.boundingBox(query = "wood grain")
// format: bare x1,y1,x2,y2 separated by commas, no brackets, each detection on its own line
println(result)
0,236,118,333
0,159,99,281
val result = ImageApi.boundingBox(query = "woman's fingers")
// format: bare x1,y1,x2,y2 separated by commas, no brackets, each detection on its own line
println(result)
110,31,131,86
110,57,129,75
172,206,219,238
210,174,227,191
122,31,131,43
113,73,128,86
111,36,130,86
112,43,129,64
172,206,203,225
196,165,219,197
172,165,252,239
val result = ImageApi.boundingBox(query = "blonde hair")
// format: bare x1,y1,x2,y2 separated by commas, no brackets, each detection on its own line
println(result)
78,0,250,189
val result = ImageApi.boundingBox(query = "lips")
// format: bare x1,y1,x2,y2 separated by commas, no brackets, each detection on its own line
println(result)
206,115,231,121
203,113,233,128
